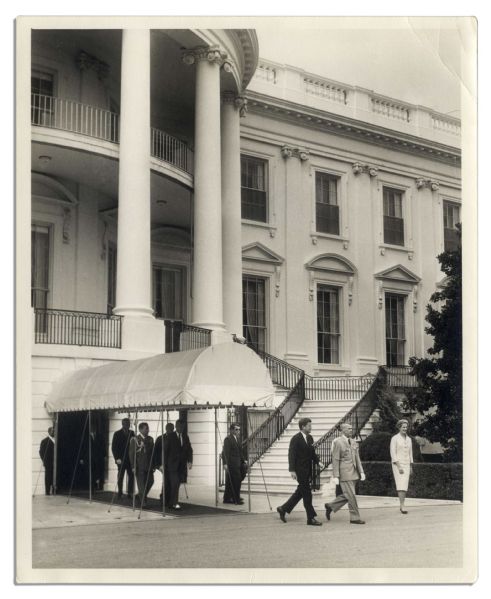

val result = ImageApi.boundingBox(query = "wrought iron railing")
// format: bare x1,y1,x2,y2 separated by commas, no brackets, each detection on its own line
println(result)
163,319,211,353
151,127,194,174
245,374,305,468
31,93,119,142
250,347,305,388
312,367,385,478
383,365,418,388
31,93,194,175
305,374,374,400
34,308,122,348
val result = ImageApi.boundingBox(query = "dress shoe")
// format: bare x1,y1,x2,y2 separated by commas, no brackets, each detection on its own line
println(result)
325,504,333,521
172,504,181,510
350,519,366,524
400,509,408,514
276,506,287,523
223,499,235,504
117,492,123,499
307,518,322,526
237,499,245,505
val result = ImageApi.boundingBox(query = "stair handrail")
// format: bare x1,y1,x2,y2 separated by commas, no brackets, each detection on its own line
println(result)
245,373,305,468
313,367,385,475
237,342,306,467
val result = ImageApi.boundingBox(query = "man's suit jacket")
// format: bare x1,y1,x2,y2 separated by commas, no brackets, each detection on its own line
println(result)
331,435,364,481
222,434,245,469
154,432,181,471
39,436,54,468
288,432,320,480
129,434,154,472
111,428,135,464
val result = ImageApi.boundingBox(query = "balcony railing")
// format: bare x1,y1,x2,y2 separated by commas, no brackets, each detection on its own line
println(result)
163,319,211,353
31,93,119,143
305,374,375,400
382,365,419,388
312,367,384,485
31,93,194,175
151,128,194,175
34,308,122,349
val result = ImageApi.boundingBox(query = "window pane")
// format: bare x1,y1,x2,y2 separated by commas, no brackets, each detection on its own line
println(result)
316,173,339,234
317,285,340,364
443,201,461,251
243,276,267,353
153,266,184,320
241,156,268,223
385,293,405,366
31,225,50,309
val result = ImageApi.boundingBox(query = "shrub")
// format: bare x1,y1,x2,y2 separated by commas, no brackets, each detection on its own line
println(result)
359,433,423,462
358,461,462,501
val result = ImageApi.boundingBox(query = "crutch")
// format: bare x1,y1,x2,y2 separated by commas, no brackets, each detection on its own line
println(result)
246,410,272,511
66,412,90,504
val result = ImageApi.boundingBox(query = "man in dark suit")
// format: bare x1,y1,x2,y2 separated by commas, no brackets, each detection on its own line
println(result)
175,419,193,485
39,426,55,495
111,418,135,499
222,423,247,505
129,422,154,507
276,417,324,526
155,422,181,509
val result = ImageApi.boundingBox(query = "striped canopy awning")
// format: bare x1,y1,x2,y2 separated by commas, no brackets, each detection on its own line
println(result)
45,342,275,413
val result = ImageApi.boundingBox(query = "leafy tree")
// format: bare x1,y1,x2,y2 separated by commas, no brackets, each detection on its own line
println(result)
405,225,462,461
372,383,402,434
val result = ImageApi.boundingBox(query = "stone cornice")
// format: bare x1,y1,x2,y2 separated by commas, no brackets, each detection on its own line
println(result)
231,29,259,90
245,91,461,167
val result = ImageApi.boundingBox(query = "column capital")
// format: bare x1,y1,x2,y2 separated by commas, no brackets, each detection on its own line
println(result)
415,177,440,191
221,92,248,117
182,45,233,71
352,162,378,177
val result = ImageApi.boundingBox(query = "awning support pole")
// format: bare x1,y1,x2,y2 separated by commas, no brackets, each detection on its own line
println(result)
160,407,165,518
132,411,138,512
88,408,92,503
246,410,272,511
214,407,218,507
247,409,251,513
53,413,58,496
67,411,89,504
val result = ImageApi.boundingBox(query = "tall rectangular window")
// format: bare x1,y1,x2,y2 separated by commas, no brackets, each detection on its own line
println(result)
383,187,404,246
243,275,267,353
107,242,117,314
153,266,184,321
315,172,339,235
317,285,340,364
31,70,54,126
443,201,461,252
31,224,50,309
385,293,406,366
241,155,267,222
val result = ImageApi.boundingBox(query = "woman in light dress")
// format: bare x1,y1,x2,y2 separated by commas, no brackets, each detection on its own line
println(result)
390,419,414,514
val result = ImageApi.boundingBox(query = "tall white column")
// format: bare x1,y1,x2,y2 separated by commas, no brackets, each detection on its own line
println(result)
221,93,246,337
114,29,152,318
185,48,227,332
114,29,163,352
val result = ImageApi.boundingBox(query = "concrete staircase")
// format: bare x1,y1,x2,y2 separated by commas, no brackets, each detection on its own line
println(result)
247,396,377,495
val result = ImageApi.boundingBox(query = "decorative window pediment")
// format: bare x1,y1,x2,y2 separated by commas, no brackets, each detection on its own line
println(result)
242,242,283,265
305,253,356,275
374,264,421,284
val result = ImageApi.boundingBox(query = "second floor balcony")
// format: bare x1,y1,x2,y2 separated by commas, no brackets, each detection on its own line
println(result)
31,93,194,176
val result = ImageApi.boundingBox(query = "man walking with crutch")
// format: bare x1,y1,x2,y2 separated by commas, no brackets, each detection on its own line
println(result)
222,423,247,505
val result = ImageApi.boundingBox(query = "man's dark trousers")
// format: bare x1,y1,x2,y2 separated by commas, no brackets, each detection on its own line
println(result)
117,461,134,496
281,476,316,520
279,431,319,520
223,465,242,503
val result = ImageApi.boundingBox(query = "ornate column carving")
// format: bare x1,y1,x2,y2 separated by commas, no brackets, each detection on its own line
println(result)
352,162,378,177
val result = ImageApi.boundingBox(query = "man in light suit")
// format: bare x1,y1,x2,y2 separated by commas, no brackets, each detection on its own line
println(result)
276,417,324,526
324,422,366,524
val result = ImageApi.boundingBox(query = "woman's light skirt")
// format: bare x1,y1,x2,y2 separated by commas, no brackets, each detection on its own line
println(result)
392,462,410,491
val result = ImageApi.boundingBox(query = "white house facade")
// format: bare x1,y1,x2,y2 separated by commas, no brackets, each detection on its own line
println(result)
28,27,461,497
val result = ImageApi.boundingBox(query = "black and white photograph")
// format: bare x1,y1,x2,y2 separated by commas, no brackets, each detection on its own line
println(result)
14,13,477,584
